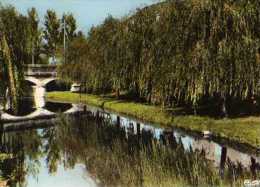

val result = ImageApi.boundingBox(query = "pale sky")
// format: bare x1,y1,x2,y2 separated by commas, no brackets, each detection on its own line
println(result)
1,0,158,32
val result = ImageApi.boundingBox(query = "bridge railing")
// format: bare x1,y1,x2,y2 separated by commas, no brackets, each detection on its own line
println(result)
23,64,57,77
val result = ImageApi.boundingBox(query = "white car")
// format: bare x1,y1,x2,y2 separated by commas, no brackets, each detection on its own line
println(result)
70,83,81,93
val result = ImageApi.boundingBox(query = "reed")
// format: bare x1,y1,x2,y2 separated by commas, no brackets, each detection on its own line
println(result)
55,113,255,187
47,91,260,149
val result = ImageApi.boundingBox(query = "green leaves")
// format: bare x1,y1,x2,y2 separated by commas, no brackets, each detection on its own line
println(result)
59,0,260,115
43,10,61,58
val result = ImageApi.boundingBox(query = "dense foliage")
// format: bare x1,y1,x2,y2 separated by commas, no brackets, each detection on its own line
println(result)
0,6,77,110
60,0,260,116
0,6,35,109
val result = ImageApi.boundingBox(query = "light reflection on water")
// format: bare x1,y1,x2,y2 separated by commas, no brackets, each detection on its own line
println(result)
0,101,259,186
32,86,46,109
26,160,97,187
87,105,260,168
23,129,98,187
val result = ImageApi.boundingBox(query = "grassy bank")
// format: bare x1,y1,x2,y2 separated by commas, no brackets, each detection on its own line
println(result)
47,91,260,149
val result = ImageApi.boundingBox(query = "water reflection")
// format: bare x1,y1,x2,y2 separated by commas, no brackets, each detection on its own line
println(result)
32,86,46,109
2,85,72,117
1,99,73,124
43,102,72,113
0,127,98,187
4,100,73,117
5,99,35,116
0,107,259,187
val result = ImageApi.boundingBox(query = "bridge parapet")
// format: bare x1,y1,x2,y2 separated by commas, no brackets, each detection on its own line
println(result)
24,64,57,78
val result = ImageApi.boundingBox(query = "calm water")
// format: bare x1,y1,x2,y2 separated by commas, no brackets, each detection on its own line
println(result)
0,99,260,187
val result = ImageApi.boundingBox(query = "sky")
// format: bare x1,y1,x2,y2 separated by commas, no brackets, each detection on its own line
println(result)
1,0,157,32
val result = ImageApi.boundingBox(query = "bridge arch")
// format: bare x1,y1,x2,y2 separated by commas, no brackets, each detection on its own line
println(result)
24,77,58,87
25,77,41,86
0,104,84,122
42,78,57,87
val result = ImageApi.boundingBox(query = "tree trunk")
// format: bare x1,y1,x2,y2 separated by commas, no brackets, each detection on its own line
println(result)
116,88,120,99
219,147,227,179
0,33,18,111
193,104,197,115
134,81,139,98
250,157,257,180
147,78,152,104
221,95,228,118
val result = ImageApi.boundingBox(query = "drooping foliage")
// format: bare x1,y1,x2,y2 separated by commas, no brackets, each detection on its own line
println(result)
60,0,260,116
0,6,44,109
0,6,30,109
0,5,77,110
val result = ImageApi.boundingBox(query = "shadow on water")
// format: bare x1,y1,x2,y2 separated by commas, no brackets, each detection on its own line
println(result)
43,101,72,113
0,107,259,187
6,98,36,116
3,98,72,117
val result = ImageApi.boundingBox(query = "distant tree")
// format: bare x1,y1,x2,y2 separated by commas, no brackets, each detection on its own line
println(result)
27,7,42,64
61,13,77,63
61,13,77,41
43,10,61,59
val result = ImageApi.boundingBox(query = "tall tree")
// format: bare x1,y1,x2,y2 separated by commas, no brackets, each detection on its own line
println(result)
61,13,77,42
27,7,42,65
58,0,260,117
0,6,29,110
61,13,77,63
43,10,61,60
0,26,18,110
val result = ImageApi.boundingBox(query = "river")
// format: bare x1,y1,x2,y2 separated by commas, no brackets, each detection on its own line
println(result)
0,94,260,187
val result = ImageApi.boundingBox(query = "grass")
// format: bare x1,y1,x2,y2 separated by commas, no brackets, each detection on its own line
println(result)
47,91,260,149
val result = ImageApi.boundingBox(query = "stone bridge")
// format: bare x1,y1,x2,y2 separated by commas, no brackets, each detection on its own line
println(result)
23,64,58,87
0,64,83,126
0,103,86,132
21,64,59,109
1,103,85,124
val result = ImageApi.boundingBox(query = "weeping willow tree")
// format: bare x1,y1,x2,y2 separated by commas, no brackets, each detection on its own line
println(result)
0,22,20,110
60,0,260,117
0,6,30,111
0,6,47,111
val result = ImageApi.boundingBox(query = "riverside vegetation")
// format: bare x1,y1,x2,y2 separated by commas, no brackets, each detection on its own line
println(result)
1,0,260,186
0,112,257,187
59,0,260,119
48,92,260,149
0,5,78,110
53,0,260,148
56,113,257,187
1,0,260,152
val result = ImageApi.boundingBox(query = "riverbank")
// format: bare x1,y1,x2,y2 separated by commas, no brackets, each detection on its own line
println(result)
47,91,260,149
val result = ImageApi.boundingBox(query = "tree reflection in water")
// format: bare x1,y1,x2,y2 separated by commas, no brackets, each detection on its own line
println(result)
0,128,42,187
0,111,259,187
